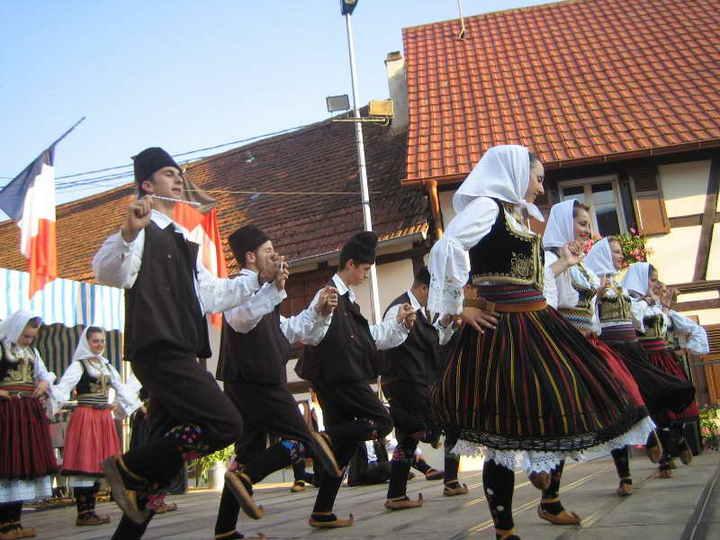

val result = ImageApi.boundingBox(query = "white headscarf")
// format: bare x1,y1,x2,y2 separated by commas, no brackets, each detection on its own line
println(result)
584,237,617,277
0,310,39,348
542,200,576,249
0,310,40,364
73,327,111,372
622,262,651,296
452,145,544,221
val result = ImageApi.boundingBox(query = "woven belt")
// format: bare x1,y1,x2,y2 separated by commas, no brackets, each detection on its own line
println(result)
464,297,547,313
1,384,35,398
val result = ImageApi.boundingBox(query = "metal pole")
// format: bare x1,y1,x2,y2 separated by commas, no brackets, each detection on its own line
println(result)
344,12,382,324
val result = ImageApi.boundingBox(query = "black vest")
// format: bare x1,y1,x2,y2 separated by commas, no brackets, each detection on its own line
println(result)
124,221,211,361
75,360,111,405
0,343,35,386
298,282,378,385
216,306,291,385
381,292,444,386
469,199,544,290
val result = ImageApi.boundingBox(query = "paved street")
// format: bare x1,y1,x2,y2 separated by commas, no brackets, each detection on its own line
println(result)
25,451,719,539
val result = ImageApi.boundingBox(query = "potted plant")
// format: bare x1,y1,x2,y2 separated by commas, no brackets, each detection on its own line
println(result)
194,445,235,489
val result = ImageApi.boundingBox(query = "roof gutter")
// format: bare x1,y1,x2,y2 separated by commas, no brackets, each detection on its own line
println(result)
423,179,444,239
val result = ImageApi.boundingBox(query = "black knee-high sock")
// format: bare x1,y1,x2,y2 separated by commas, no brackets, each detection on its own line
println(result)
215,485,241,536
387,438,418,499
312,442,355,515
75,486,95,515
541,461,566,514
111,511,155,540
293,459,306,482
483,460,515,531
244,441,297,484
8,502,22,524
0,503,19,532
611,447,631,479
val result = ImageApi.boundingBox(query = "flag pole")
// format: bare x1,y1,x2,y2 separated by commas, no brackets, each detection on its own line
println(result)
48,116,86,149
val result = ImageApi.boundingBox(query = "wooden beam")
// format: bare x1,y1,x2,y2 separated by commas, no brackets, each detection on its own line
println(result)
673,298,720,312
669,280,720,293
694,156,720,281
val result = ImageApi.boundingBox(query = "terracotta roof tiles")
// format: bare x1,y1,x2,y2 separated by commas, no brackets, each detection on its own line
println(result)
403,0,720,182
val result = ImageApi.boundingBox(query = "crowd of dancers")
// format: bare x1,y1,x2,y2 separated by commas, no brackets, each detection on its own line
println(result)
0,144,708,540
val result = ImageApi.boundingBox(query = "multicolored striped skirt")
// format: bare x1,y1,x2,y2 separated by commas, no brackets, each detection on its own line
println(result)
433,286,649,457
639,339,698,421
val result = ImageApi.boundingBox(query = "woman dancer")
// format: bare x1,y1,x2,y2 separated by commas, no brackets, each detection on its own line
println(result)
585,239,696,481
543,201,656,498
622,263,700,477
55,327,141,526
0,311,58,540
429,145,653,540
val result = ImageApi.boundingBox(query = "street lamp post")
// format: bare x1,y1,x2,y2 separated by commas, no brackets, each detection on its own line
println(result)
341,0,383,325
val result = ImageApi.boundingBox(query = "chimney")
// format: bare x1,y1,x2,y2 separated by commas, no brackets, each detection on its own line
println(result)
384,51,408,133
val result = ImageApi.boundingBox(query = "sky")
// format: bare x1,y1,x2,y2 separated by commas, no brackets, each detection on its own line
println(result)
1,0,558,209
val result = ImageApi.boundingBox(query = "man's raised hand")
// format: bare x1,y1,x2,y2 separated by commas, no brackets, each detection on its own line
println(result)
316,286,339,316
121,196,153,242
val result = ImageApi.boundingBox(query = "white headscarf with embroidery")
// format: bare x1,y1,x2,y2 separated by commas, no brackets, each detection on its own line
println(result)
0,310,40,363
542,199,576,249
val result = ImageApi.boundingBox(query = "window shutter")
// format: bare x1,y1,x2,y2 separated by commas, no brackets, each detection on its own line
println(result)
627,165,670,235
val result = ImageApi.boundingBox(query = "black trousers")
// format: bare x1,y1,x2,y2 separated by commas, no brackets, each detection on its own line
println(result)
312,380,393,513
123,349,244,485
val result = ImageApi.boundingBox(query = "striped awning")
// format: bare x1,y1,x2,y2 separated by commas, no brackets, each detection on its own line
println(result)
36,324,123,374
0,267,124,331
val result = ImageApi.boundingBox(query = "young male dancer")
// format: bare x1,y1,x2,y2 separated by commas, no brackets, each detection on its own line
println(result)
93,147,265,538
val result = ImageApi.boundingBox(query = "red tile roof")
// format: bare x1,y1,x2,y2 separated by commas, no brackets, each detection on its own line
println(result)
402,0,720,183
0,119,428,281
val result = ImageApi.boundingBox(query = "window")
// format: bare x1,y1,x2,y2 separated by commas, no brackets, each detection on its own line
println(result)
558,177,629,236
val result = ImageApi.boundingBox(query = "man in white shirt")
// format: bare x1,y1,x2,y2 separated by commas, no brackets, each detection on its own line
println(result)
92,148,263,538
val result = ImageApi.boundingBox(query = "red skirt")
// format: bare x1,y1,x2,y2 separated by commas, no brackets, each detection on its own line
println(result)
0,396,58,479
61,406,121,476
642,345,699,420
589,337,645,407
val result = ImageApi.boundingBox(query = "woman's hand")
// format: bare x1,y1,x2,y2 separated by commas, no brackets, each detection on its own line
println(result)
33,380,49,399
459,307,499,334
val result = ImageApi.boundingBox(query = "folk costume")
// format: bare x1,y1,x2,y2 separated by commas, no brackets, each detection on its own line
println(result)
54,327,141,526
429,145,652,538
93,147,259,535
623,263,702,475
297,231,410,528
380,267,456,509
543,202,654,499
0,311,58,540
584,240,696,471
213,225,340,540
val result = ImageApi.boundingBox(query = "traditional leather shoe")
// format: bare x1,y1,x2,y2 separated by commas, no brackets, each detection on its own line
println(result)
424,468,444,481
12,525,36,538
102,456,150,525
0,524,17,540
658,467,673,479
529,471,551,491
76,512,112,526
308,512,354,528
311,432,342,478
214,532,267,540
496,528,522,540
616,479,633,497
537,505,581,525
443,482,469,496
384,493,423,511
646,431,663,463
290,480,306,493
154,502,178,514
679,441,693,465
668,458,678,470
224,470,264,519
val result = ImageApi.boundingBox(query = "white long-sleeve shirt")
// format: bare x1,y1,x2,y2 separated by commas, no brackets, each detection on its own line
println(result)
543,254,601,335
668,311,710,355
318,274,409,350
428,197,556,314
54,359,141,417
629,297,666,335
92,211,258,315
383,289,456,346
224,269,332,346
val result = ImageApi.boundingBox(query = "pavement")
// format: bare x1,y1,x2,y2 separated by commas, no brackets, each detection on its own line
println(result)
23,450,720,539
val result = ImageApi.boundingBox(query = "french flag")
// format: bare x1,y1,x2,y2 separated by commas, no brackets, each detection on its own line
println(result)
0,146,58,298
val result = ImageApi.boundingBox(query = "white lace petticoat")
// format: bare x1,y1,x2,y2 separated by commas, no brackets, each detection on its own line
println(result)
452,416,656,474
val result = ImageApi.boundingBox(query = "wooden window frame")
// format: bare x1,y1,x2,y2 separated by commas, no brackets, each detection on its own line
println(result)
557,175,629,236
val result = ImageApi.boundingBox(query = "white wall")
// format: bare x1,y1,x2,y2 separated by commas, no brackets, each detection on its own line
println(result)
658,160,711,217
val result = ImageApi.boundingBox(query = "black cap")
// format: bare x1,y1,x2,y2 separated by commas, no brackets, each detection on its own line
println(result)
414,266,430,286
132,147,180,184
340,231,378,266
228,225,269,266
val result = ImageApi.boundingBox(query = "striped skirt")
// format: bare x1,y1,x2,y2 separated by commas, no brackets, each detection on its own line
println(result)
639,339,699,421
433,286,652,471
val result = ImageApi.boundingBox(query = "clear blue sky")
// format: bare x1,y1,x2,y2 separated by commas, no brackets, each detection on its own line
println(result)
1,0,556,207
